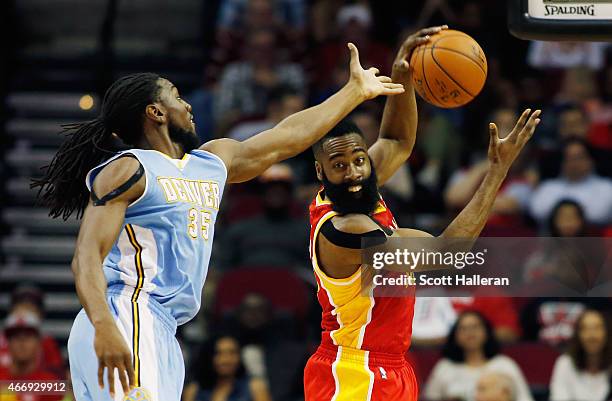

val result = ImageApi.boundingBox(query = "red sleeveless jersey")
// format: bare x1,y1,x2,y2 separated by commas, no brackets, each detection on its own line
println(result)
308,190,415,355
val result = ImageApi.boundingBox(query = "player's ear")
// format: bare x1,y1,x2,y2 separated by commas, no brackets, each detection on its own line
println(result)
145,104,166,124
315,161,323,181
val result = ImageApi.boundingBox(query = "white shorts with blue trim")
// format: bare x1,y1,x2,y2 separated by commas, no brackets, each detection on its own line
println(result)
68,285,184,401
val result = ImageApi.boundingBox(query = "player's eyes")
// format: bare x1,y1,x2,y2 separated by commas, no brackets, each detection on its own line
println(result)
334,163,345,169
355,157,365,165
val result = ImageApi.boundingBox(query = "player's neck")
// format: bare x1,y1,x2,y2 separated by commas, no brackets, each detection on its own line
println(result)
141,129,185,159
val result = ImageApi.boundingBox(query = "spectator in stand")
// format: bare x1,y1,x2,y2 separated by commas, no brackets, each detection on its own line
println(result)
313,3,392,100
310,0,344,44
537,104,612,179
550,309,611,401
0,312,62,401
520,200,610,344
211,0,306,73
227,85,305,141
183,334,272,401
215,28,305,130
525,200,590,282
216,0,305,46
220,0,305,31
423,311,533,401
555,68,599,109
445,108,536,234
445,109,537,235
0,285,63,377
529,138,612,227
414,0,457,29
450,297,521,343
214,294,307,401
558,105,590,140
524,200,590,282
475,371,517,401
218,164,309,271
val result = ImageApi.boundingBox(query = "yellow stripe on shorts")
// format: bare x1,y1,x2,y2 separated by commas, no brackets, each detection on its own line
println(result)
125,224,144,387
332,347,374,401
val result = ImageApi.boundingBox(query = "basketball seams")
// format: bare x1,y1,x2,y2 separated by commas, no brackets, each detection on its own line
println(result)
430,45,475,98
413,30,487,108
430,46,487,75
421,45,444,107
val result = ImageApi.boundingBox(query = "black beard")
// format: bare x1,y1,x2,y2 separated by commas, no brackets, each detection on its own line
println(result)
321,166,380,215
169,124,201,154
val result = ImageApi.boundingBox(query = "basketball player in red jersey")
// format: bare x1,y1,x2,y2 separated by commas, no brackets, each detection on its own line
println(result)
304,27,542,401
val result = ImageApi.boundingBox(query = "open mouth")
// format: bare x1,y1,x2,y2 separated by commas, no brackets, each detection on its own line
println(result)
348,185,362,193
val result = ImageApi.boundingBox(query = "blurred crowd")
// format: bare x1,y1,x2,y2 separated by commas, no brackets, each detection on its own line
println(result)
2,284,611,401
189,0,612,400
3,0,612,400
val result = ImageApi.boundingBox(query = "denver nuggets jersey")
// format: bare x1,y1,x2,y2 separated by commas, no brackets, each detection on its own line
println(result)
309,190,415,355
86,149,227,325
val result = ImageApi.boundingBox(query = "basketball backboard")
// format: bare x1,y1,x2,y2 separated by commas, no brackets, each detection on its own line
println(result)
508,0,612,41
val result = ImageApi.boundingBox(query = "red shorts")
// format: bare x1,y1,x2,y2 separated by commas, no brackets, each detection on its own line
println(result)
304,345,418,401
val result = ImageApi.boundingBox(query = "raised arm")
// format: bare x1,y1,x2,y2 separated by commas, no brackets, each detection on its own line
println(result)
316,109,541,278
72,157,143,397
369,26,447,185
440,109,541,238
201,43,405,184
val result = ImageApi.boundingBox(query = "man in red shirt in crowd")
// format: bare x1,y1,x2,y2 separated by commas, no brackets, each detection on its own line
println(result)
0,286,63,377
0,312,63,401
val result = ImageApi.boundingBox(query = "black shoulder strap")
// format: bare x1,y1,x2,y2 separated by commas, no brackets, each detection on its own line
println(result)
91,154,145,206
368,215,394,236
320,218,388,249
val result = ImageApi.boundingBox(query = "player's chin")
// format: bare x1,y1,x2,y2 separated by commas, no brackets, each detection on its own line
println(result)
186,122,197,135
343,189,364,200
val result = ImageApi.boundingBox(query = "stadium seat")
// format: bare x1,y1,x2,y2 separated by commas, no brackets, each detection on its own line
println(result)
502,342,559,388
406,347,441,389
408,342,559,396
213,267,311,321
6,119,72,147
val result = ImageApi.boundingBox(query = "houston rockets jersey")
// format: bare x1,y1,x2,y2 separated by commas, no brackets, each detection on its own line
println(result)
85,149,227,325
309,189,415,355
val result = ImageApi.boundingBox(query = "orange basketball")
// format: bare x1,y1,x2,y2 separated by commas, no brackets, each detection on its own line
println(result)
410,29,487,108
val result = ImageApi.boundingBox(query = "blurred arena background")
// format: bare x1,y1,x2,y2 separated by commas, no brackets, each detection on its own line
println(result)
0,1,611,400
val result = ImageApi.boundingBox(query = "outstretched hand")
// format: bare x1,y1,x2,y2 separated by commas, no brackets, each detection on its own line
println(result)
394,25,448,72
488,108,541,173
347,43,405,100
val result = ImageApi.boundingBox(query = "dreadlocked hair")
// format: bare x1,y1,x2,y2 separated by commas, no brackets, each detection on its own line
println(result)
32,72,162,220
